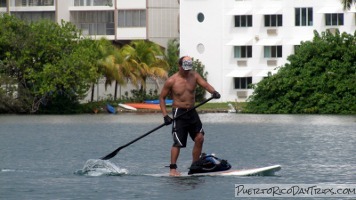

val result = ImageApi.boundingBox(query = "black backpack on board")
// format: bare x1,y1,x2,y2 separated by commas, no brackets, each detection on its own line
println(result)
188,153,232,175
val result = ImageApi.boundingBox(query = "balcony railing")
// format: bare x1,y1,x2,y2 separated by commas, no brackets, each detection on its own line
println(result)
14,0,54,7
73,0,113,7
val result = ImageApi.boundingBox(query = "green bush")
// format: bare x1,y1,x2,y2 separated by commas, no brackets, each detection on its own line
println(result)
246,30,356,114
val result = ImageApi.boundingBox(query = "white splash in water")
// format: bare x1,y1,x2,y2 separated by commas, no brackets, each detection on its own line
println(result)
79,159,128,176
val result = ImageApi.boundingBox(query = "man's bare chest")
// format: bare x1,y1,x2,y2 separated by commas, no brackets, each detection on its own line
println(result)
172,78,197,93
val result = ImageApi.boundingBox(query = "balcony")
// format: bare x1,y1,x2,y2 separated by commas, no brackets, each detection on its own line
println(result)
14,0,54,7
70,0,114,11
73,0,113,7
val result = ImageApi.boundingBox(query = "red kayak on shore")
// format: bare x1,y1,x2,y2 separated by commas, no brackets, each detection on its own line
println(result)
125,103,161,110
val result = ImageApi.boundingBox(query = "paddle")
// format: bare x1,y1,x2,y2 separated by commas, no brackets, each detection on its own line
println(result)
100,96,214,160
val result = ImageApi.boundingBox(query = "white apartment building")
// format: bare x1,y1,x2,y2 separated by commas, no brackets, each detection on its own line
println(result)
0,0,179,101
0,0,179,49
180,0,356,102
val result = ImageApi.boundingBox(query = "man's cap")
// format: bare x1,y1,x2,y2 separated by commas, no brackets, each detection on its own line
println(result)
182,59,193,71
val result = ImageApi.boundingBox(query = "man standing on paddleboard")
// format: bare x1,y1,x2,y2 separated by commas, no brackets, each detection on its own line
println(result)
159,56,221,176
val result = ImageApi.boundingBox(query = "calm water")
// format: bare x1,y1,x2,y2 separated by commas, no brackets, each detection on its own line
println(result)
0,113,355,200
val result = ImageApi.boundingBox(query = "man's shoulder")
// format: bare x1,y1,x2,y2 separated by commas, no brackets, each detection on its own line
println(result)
191,71,202,78
166,74,178,84
168,73,180,80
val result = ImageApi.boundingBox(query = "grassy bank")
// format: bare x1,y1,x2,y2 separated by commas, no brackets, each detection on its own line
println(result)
197,102,246,112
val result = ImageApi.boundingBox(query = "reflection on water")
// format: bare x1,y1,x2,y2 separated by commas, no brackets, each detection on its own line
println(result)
165,176,205,191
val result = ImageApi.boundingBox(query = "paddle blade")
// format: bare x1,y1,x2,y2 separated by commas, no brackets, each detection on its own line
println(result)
100,148,121,160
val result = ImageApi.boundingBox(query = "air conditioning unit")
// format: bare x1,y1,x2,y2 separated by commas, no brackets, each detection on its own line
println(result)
267,29,278,35
267,60,277,66
237,91,248,98
326,28,338,34
237,60,247,66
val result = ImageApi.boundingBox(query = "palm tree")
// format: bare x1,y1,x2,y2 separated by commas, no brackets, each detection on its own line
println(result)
165,39,180,77
90,38,113,102
98,51,123,100
341,0,355,10
121,40,168,93
101,47,144,100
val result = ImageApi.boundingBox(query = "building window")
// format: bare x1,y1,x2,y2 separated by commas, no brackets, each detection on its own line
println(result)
325,13,344,26
234,46,252,58
12,11,55,22
15,0,54,6
0,0,6,7
71,11,115,35
234,77,252,89
118,10,146,27
295,7,313,26
197,13,204,22
264,46,282,58
234,15,252,27
74,0,113,6
264,15,282,27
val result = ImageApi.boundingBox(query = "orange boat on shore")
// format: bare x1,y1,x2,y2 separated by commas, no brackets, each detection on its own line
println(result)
125,103,161,110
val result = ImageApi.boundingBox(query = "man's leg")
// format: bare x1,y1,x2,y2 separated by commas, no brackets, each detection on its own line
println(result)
170,146,180,176
192,132,204,162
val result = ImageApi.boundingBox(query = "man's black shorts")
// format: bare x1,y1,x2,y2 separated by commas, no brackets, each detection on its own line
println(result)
171,108,205,147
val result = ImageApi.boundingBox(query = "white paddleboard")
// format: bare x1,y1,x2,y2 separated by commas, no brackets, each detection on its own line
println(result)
118,103,137,111
146,165,281,177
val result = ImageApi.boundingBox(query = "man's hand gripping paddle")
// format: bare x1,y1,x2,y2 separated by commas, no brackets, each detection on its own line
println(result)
100,96,214,160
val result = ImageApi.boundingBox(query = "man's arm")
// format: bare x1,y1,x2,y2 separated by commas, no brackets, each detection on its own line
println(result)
159,79,172,117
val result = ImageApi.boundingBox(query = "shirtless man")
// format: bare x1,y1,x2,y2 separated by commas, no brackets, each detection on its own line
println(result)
159,56,221,176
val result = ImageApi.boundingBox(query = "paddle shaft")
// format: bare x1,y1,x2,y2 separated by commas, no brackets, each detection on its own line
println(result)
100,97,214,160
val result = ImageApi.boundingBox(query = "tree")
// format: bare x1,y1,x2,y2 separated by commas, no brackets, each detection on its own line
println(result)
166,39,180,77
25,29,102,113
97,43,141,100
89,38,114,102
120,40,168,92
341,0,355,10
246,30,356,114
0,14,101,113
0,15,30,113
192,59,209,102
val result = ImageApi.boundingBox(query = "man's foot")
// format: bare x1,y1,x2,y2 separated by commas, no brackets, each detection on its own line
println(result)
169,169,181,176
